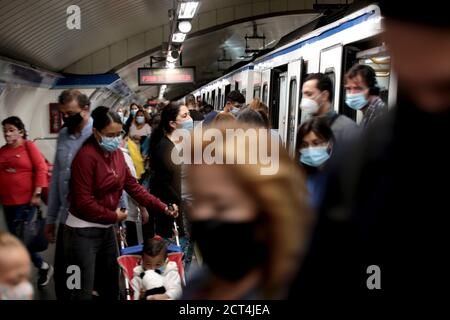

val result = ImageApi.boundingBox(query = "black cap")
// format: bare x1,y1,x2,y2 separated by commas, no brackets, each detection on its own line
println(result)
378,0,450,28
226,90,245,104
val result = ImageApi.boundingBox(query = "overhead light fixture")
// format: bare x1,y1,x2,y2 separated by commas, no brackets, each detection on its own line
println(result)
178,20,192,33
172,32,186,43
167,50,179,62
178,2,199,19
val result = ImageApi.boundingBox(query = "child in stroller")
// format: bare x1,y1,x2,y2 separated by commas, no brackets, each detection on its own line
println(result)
130,236,182,300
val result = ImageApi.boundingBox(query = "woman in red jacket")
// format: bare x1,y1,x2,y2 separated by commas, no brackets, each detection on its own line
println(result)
64,106,178,300
0,116,52,288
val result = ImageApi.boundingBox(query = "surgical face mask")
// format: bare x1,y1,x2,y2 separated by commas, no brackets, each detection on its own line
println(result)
99,135,121,153
345,92,368,110
300,95,321,114
230,106,240,115
130,109,138,117
191,220,267,281
117,112,123,118
136,116,145,124
178,118,194,131
0,281,34,300
300,146,331,167
63,112,83,132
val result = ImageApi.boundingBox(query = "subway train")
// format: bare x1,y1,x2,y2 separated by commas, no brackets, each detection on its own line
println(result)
186,4,396,156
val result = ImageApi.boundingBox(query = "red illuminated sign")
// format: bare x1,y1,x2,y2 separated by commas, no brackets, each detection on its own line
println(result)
138,67,195,85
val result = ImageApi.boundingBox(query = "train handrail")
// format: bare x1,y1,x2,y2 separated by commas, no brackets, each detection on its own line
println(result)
32,137,58,142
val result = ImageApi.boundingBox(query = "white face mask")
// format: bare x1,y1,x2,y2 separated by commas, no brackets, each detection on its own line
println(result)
300,94,322,114
0,281,34,300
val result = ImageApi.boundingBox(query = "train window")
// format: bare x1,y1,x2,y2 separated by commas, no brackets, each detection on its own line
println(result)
262,83,268,105
253,86,261,99
324,68,336,106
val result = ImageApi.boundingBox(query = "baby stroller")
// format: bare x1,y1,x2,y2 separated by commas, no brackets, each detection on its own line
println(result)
117,222,186,300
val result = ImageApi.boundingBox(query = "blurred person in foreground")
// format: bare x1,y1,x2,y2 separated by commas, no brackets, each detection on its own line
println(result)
183,123,312,299
289,0,450,303
0,231,33,300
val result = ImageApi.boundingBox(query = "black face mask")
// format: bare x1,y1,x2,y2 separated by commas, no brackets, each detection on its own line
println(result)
191,219,267,281
63,112,83,132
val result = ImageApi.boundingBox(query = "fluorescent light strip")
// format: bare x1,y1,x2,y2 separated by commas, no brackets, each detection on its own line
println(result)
178,2,199,19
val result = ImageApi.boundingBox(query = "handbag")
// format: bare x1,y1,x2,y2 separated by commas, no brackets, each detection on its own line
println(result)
15,207,49,253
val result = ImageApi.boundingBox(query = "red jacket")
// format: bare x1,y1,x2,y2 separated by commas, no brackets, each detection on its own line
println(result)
69,136,167,225
0,140,48,205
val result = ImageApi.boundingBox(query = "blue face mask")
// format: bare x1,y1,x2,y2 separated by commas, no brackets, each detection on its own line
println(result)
300,146,330,167
130,109,137,117
99,135,121,153
178,118,194,131
157,265,165,274
345,92,368,110
230,106,240,115
136,116,145,124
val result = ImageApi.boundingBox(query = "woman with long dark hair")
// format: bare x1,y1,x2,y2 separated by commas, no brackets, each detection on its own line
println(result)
148,102,193,237
147,102,194,271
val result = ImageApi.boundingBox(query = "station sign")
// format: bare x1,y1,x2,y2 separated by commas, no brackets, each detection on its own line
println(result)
138,67,195,85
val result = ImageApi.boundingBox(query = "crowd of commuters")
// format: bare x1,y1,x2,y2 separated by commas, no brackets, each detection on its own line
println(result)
1,1,448,302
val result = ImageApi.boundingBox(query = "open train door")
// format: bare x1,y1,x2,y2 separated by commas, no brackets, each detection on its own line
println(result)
285,59,302,157
319,44,343,112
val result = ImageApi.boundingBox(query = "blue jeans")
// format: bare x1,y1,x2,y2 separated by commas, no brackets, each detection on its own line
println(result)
3,204,44,268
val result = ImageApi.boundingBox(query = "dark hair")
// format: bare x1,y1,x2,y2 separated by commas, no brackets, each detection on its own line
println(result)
237,108,266,128
135,107,150,124
202,104,214,114
58,89,90,108
185,94,196,106
226,90,245,104
129,103,139,111
304,73,333,102
150,114,161,129
2,116,27,139
143,237,167,258
345,64,380,95
296,117,335,152
149,102,182,157
91,106,122,132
